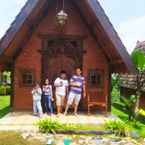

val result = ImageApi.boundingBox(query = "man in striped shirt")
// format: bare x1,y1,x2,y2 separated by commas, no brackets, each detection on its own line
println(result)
64,67,86,115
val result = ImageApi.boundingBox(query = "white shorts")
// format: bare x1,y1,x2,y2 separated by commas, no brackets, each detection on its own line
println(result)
56,94,65,106
67,92,81,106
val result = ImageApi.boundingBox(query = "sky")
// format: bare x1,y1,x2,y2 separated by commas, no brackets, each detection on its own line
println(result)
0,0,145,53
98,0,145,53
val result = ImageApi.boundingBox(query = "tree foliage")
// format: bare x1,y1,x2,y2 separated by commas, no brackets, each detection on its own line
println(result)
111,74,121,103
131,49,145,113
131,49,145,71
113,95,137,120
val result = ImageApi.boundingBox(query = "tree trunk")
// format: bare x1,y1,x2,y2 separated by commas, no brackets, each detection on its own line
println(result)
135,91,141,113
135,71,142,114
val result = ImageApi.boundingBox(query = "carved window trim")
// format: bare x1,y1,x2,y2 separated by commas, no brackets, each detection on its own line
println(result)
19,68,35,87
40,35,84,67
88,69,104,89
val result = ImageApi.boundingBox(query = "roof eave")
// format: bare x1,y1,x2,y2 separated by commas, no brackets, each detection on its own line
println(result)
0,0,41,56
86,0,137,74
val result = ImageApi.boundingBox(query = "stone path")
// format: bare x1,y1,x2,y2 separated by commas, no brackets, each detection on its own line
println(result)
0,112,110,132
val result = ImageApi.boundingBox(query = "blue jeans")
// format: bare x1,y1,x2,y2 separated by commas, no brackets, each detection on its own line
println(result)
44,95,53,114
33,100,43,116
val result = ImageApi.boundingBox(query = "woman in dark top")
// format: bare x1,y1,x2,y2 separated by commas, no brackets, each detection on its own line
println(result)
42,78,54,115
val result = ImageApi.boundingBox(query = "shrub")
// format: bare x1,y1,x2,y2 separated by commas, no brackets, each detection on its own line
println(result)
0,85,11,95
0,85,5,95
36,118,106,134
104,120,128,137
36,118,83,133
138,109,145,117
136,109,145,123
36,118,63,133
113,95,137,120
111,74,121,103
6,85,12,95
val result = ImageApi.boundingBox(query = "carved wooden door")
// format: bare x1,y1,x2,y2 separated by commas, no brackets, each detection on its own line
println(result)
41,37,83,83
44,54,75,82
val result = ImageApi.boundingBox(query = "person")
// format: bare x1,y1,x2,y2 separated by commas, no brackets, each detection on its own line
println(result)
54,71,69,114
32,82,43,117
64,67,86,115
42,78,54,115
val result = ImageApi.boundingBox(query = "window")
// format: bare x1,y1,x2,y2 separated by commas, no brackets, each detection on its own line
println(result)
88,69,104,88
19,69,35,87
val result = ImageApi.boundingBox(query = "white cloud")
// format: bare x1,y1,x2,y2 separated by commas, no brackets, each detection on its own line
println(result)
13,0,27,6
116,15,145,54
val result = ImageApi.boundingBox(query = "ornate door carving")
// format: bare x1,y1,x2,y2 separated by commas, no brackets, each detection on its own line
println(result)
41,37,83,83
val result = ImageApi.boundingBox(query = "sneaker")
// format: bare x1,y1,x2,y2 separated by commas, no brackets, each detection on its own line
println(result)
33,113,37,116
39,113,43,118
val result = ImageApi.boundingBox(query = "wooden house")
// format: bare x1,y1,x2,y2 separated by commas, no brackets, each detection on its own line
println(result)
0,0,136,112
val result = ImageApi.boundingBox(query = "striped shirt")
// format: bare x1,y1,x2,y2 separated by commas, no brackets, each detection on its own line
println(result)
70,75,85,94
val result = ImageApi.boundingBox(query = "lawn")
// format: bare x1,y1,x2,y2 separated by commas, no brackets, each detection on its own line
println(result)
0,131,44,145
112,105,145,138
0,95,10,118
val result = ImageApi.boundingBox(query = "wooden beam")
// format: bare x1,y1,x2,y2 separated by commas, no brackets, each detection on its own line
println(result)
38,33,87,40
110,59,123,65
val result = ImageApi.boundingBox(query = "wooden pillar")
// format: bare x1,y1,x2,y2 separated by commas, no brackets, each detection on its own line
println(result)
10,61,15,111
0,71,2,84
107,70,112,112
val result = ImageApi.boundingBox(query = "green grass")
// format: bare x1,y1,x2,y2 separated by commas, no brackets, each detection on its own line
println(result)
0,95,10,118
112,106,145,138
0,131,44,145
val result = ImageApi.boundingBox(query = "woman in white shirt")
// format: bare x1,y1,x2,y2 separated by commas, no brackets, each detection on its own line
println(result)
54,71,69,114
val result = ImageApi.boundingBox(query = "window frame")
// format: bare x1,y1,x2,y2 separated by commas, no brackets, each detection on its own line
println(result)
19,68,35,87
88,69,104,89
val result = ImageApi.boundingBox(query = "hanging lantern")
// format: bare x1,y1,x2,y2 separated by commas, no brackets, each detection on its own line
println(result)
56,10,68,27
